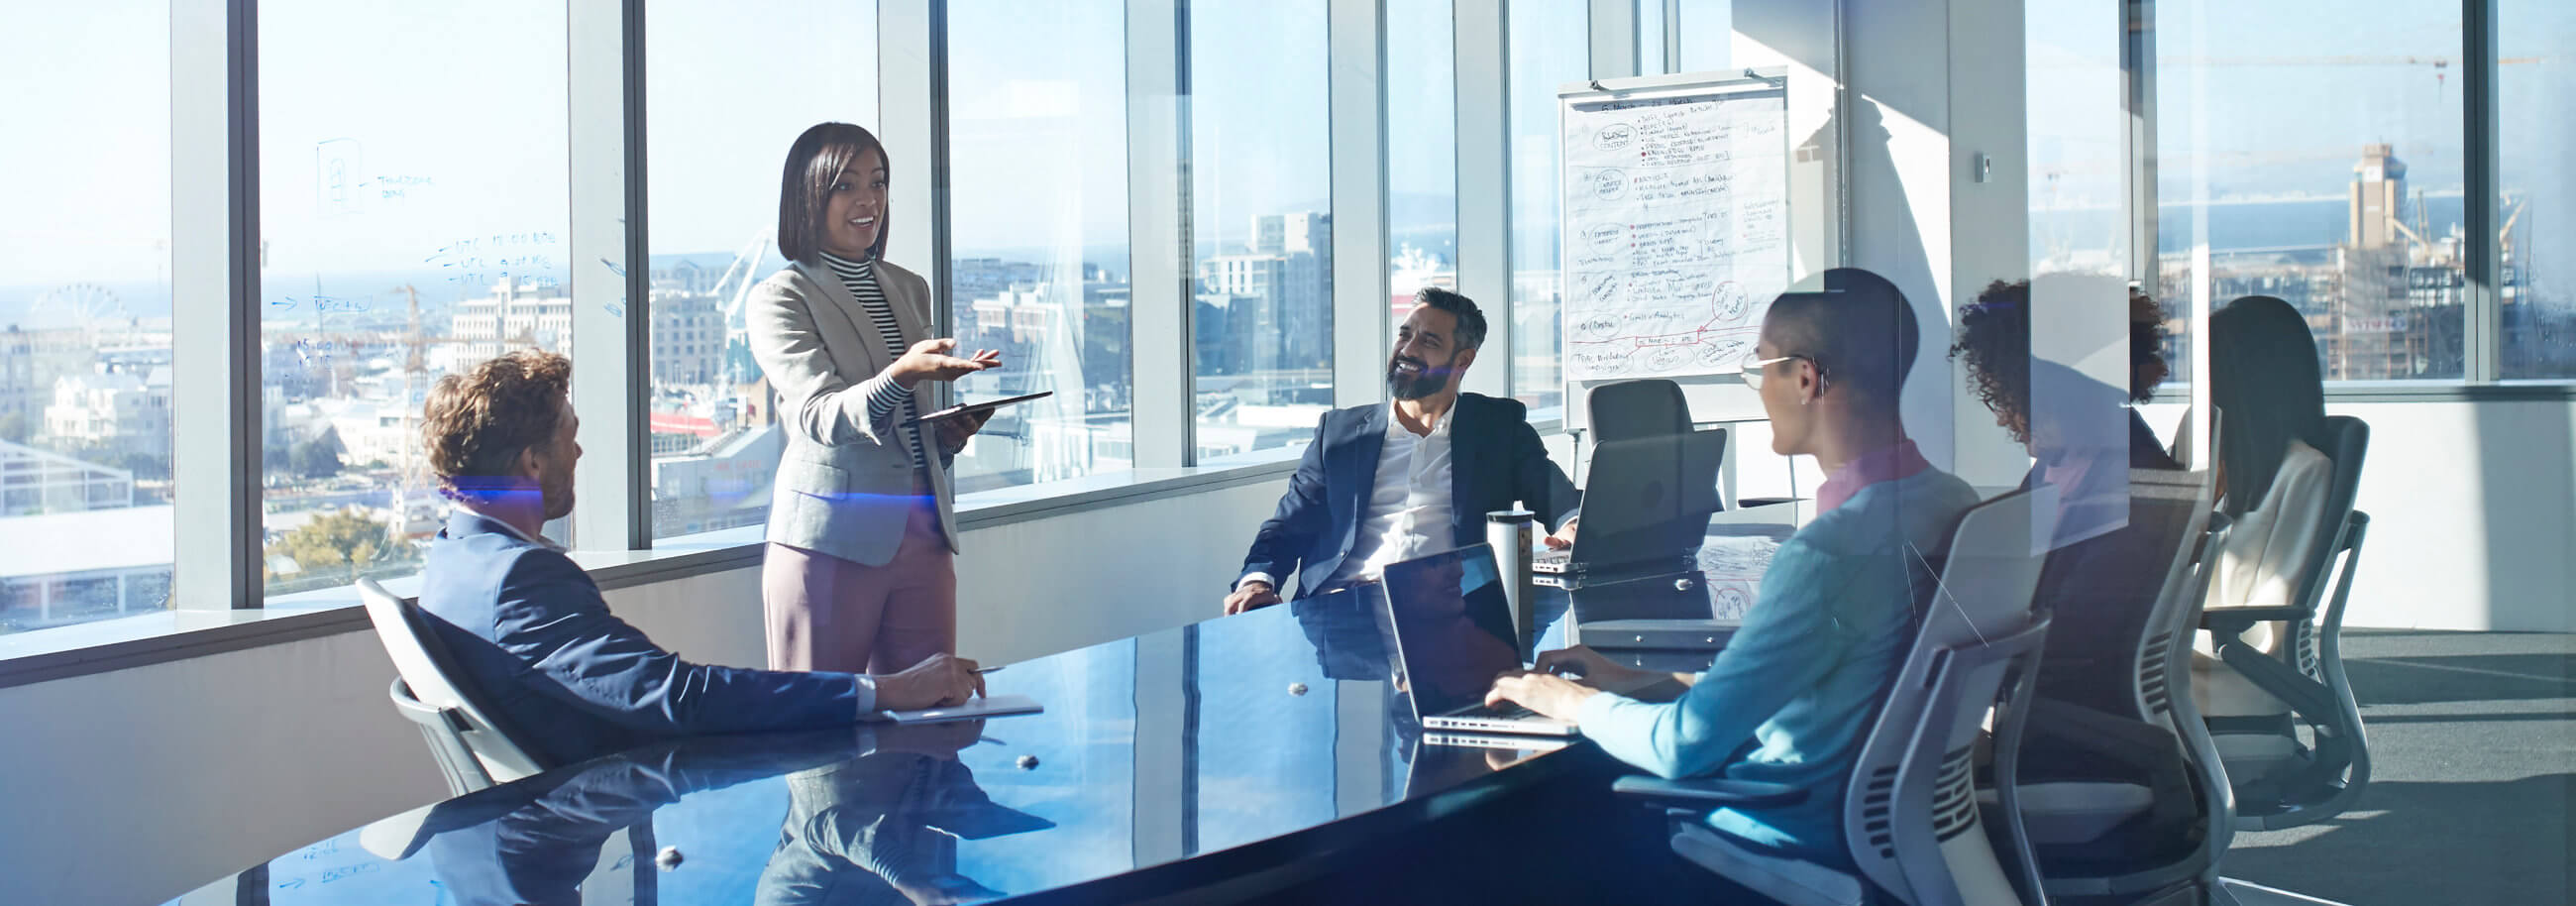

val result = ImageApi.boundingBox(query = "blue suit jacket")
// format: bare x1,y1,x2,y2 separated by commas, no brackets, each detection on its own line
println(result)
1238,393,1578,599
417,510,866,767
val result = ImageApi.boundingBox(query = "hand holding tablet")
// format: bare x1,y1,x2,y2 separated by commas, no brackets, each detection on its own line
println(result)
907,391,1053,426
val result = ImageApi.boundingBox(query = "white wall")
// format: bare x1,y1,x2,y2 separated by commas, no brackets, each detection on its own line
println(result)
0,474,1289,906
2139,398,2576,632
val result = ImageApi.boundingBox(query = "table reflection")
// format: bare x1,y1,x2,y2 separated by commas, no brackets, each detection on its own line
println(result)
757,724,1051,906
177,603,1593,906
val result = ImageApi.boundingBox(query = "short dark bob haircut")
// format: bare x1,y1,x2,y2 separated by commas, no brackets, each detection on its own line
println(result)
777,122,891,264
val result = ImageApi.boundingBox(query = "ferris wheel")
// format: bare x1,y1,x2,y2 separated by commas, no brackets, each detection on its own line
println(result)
28,283,130,334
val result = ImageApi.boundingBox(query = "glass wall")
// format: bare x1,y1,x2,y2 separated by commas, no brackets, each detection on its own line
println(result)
2499,0,2576,379
0,0,176,633
946,0,1133,492
1639,0,1669,75
1507,0,1588,413
5,0,2563,641
1387,0,1459,336
1678,0,1731,74
2155,0,2466,382
256,0,572,597
643,0,877,538
1189,0,1335,463
2021,0,2136,547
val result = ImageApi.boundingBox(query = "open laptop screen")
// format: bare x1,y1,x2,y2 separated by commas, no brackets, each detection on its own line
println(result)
1377,544,1523,717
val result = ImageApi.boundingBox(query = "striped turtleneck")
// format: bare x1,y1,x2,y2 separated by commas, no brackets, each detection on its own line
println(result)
818,250,930,474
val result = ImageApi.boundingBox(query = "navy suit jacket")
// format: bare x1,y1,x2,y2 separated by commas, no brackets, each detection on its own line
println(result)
416,510,866,767
1238,393,1578,599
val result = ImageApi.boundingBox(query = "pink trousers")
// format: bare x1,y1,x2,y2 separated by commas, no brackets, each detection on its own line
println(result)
761,503,956,674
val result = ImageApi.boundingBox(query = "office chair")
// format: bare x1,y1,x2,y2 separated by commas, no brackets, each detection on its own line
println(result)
1987,469,2222,904
2159,549,2362,906
1614,488,2058,906
359,577,551,794
1588,378,1692,443
2200,415,2372,830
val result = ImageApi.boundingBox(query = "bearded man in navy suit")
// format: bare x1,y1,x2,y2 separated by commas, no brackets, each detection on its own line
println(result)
1224,288,1579,615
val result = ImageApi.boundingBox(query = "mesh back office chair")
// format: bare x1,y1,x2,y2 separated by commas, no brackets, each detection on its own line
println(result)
2200,415,2372,829
359,577,551,795
1988,469,2222,904
2159,535,2361,906
1589,378,1693,443
1586,377,1768,510
1613,489,2058,906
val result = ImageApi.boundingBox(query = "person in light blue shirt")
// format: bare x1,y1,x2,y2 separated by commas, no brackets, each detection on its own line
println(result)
1487,268,1980,858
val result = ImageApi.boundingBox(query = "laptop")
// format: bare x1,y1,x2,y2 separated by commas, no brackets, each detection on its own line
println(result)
1373,544,1679,737
1533,428,1727,582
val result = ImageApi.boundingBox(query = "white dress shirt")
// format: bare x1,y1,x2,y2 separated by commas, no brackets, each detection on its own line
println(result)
1240,401,1455,594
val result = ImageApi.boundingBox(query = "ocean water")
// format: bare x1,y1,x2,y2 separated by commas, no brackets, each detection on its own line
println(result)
2029,196,2473,259
0,196,2512,327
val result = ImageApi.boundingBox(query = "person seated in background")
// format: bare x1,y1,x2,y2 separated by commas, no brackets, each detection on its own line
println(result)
414,351,984,768
1224,287,1578,614
2191,295,2336,732
1951,279,2181,483
1951,279,2188,713
1486,268,1981,859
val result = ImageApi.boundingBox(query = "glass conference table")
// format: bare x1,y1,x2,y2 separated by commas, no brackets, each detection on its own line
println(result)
171,505,1808,905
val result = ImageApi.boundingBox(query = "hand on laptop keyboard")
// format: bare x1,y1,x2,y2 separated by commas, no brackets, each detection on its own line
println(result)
1483,668,1603,723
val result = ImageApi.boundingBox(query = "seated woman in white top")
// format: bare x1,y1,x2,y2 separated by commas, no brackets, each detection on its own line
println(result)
2190,294,2338,721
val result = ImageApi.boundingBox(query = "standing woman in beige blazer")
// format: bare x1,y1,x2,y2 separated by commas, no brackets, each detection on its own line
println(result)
748,122,1000,674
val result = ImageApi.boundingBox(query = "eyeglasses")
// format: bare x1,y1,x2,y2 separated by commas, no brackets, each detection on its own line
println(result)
1735,350,1815,391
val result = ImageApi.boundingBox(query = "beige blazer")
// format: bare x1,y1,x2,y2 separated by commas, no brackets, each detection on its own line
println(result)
746,258,959,566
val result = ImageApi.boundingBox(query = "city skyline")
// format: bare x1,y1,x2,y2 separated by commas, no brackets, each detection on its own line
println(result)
10,0,2571,288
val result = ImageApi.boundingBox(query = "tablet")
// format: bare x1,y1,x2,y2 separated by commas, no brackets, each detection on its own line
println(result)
867,694,1044,724
906,391,1053,426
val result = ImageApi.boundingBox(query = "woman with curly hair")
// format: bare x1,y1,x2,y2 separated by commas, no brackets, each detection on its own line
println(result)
1949,278,2181,471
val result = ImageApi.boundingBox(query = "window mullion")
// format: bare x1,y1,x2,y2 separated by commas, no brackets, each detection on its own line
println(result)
171,0,262,609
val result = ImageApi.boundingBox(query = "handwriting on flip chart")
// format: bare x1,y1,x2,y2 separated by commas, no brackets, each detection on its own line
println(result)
1560,89,1790,382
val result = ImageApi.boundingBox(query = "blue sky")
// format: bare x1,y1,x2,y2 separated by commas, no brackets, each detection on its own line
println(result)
2,0,2566,294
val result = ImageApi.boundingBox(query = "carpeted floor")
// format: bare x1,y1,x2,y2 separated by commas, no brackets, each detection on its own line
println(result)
2217,629,2575,905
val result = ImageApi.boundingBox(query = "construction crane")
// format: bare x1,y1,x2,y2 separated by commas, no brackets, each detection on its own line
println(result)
2161,55,2545,99
2500,195,2529,266
711,231,776,386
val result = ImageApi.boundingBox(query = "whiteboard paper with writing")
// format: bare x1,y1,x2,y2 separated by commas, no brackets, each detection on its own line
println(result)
1560,89,1790,382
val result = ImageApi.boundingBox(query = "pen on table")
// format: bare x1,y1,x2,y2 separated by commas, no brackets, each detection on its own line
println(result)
973,665,1005,675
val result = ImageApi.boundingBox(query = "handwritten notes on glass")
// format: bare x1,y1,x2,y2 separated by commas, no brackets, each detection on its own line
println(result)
1559,89,1789,382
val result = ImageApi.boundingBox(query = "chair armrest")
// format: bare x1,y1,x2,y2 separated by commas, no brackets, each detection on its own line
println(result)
2201,605,2308,634
2022,699,2173,768
1613,775,1809,809
2215,639,2339,719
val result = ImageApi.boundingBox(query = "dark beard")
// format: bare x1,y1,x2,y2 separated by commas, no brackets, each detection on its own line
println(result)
1387,358,1447,399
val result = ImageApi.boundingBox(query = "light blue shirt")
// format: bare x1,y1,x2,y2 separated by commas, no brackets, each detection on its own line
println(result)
1575,468,1981,854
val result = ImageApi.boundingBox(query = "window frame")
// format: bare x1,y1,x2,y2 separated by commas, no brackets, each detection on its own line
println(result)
15,0,2568,672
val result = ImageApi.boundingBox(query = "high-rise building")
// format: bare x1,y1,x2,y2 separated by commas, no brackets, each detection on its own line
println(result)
450,277,572,366
2350,143,2407,252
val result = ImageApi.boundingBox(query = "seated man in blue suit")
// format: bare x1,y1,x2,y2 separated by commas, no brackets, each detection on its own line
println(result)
1487,269,1982,859
415,351,984,767
1224,287,1578,615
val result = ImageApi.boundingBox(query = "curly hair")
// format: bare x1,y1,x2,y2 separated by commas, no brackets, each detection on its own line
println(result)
2126,286,2172,402
1952,280,2034,444
422,351,573,501
1951,281,2175,446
